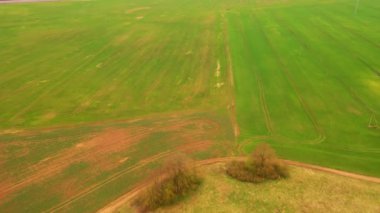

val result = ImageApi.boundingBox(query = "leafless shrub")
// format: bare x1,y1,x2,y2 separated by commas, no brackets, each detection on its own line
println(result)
133,156,201,212
226,143,288,183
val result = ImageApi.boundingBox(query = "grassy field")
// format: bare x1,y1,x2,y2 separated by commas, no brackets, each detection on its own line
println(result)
119,164,380,212
0,0,379,212
228,0,380,179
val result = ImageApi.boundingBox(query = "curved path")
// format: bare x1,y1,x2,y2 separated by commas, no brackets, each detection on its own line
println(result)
98,157,380,213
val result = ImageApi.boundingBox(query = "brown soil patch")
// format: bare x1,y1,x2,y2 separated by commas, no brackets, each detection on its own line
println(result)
8,109,198,136
347,106,362,115
46,117,223,212
0,128,145,200
176,141,213,154
39,112,57,122
54,178,80,199
0,179,13,201
125,7,151,14
119,157,129,163
0,129,24,135
1,114,223,207
112,33,130,45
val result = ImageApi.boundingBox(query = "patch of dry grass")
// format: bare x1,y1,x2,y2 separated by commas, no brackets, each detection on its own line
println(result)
120,164,380,212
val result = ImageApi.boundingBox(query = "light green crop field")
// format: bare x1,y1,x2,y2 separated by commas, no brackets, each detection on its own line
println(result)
0,0,379,212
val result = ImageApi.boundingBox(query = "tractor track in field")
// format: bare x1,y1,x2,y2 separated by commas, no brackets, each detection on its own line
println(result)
72,52,127,114
271,12,379,117
0,36,97,98
3,109,199,136
252,12,326,144
224,11,322,149
75,32,178,114
35,29,136,115
141,32,178,101
97,156,245,213
45,140,215,213
0,128,149,201
236,11,274,135
306,18,380,79
10,31,131,121
306,24,380,114
315,9,380,50
0,116,221,205
357,57,380,77
221,12,240,140
236,135,273,154
192,24,215,104
239,17,274,135
225,11,274,140
256,74,274,134
270,13,380,152
45,151,173,213
98,156,380,213
131,30,184,96
10,42,115,122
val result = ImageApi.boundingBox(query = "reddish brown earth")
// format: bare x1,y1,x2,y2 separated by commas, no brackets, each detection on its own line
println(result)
46,139,221,212
0,111,228,211
0,128,138,200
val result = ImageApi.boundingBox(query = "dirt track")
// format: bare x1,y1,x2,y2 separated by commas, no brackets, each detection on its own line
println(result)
97,156,380,213
283,160,380,184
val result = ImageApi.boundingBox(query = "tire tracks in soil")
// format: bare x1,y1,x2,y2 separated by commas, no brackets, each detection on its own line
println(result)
45,140,216,213
0,117,220,204
0,128,148,201
252,11,326,144
221,12,240,141
272,12,379,118
235,11,274,135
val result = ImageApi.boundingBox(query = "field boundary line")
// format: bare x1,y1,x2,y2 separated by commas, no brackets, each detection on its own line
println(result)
9,41,118,122
255,63,274,134
2,109,200,135
271,12,379,117
221,12,240,140
252,12,325,144
315,8,380,50
238,13,274,135
307,17,380,79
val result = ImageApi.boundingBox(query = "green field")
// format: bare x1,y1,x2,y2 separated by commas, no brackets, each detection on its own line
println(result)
0,0,379,211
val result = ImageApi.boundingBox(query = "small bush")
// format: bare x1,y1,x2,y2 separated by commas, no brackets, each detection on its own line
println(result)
133,157,201,212
226,143,288,183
